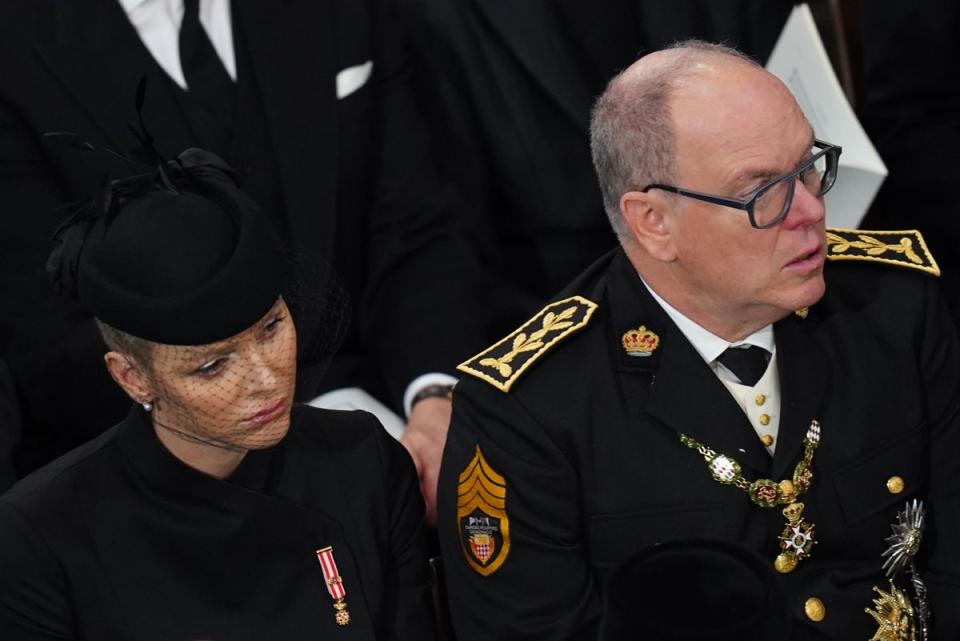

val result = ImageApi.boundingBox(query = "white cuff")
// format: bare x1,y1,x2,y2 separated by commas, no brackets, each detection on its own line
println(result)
307,387,405,441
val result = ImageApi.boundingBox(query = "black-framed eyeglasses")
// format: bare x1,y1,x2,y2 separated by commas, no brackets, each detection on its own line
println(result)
642,139,842,229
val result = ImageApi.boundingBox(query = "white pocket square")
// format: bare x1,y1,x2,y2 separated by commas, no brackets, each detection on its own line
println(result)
336,61,373,99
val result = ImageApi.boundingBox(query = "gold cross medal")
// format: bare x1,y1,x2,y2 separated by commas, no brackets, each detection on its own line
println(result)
316,546,351,625
775,499,816,573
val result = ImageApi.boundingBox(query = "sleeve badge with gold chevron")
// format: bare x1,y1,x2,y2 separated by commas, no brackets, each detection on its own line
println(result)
825,228,940,276
457,445,509,576
457,295,598,392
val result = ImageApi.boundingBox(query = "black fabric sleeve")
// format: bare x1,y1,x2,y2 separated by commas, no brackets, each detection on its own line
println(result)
438,380,600,641
0,501,73,640
370,416,438,641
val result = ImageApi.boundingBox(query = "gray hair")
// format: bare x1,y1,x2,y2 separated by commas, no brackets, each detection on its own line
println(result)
589,40,761,242
95,319,153,366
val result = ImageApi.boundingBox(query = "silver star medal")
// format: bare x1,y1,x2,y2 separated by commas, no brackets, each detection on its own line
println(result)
874,499,930,641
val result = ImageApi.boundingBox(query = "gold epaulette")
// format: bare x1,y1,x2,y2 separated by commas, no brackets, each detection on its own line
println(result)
457,295,598,392
825,228,940,276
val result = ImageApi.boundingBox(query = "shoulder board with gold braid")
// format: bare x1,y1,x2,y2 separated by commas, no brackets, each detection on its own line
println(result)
825,228,940,276
457,295,599,392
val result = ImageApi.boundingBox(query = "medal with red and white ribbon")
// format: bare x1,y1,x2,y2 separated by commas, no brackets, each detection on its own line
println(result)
316,546,351,625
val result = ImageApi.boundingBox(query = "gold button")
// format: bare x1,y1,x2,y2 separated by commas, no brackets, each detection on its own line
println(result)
755,394,766,406
759,413,770,426
887,476,905,494
761,434,774,447
804,597,825,622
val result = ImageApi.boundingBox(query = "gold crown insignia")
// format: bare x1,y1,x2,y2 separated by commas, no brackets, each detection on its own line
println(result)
622,325,660,356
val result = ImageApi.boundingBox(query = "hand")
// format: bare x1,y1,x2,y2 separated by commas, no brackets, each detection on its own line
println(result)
401,396,452,527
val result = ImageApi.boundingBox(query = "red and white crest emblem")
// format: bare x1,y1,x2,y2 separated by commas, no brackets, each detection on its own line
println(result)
469,532,496,564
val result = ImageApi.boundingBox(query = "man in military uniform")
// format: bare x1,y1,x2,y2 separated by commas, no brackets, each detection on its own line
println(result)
438,41,960,640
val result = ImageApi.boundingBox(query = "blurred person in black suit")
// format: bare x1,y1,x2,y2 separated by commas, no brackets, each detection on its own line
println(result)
859,0,960,323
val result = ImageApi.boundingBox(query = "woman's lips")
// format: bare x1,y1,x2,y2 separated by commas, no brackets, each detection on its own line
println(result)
247,398,288,424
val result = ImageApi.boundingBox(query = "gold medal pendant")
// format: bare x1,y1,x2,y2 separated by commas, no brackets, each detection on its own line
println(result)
316,546,352,626
774,502,817,573
333,599,351,626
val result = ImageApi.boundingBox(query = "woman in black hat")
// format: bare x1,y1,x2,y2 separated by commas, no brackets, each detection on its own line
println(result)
0,150,437,641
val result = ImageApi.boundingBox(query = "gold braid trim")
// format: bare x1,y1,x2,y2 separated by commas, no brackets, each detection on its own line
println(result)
825,228,940,276
457,295,598,392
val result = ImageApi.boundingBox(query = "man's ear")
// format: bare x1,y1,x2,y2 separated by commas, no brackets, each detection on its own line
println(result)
104,352,153,403
620,190,678,261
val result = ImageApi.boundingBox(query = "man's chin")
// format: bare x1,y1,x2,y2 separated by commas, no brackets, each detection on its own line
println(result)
793,273,827,311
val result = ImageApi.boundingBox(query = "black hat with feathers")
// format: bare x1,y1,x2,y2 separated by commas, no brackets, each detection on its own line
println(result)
45,79,350,389
45,78,284,345
47,146,283,346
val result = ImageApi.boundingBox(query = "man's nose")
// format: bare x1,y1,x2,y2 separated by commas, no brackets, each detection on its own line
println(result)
782,178,826,229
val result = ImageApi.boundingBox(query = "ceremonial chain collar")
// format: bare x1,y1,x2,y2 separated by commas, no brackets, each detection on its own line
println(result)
678,420,822,573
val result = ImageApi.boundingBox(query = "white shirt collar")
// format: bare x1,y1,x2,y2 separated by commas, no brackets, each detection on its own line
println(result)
116,0,236,89
639,277,776,365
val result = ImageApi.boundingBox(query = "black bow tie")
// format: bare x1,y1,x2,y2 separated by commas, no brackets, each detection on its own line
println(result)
716,345,771,386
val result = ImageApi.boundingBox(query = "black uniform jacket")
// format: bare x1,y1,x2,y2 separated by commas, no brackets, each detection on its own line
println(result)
0,405,437,641
0,0,483,474
438,248,960,641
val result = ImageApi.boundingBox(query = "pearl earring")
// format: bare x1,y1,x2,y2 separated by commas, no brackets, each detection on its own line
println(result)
141,401,153,412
